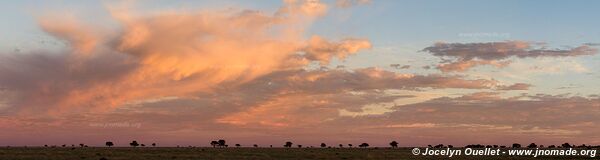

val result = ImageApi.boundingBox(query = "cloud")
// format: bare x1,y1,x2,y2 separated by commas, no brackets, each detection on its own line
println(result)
0,0,371,114
336,0,372,8
0,50,137,114
437,60,511,72
496,83,531,90
0,61,529,144
3,88,600,146
5,1,537,145
243,68,507,94
279,0,328,17
302,36,372,65
321,94,600,146
454,92,501,101
422,41,598,72
213,67,529,128
390,64,410,69
2,0,586,147
37,15,99,55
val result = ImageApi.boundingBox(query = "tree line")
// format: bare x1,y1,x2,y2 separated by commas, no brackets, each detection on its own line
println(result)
34,140,597,149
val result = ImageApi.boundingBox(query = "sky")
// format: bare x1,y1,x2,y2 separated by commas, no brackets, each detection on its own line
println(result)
1,0,600,147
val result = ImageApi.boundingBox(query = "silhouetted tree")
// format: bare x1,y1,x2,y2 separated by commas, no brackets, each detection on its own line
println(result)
320,143,327,148
448,145,454,148
389,141,398,148
465,144,484,148
44,144,48,147
62,144,66,147
435,144,444,148
79,144,85,148
493,145,498,148
218,140,226,148
253,144,258,148
348,144,353,148
512,143,521,148
298,145,302,148
210,141,219,148
235,144,241,148
339,144,343,148
105,142,114,147
284,141,293,148
152,143,156,147
359,143,369,148
141,144,146,147
130,141,139,147
548,145,556,148
527,143,537,148
427,145,433,148
561,143,571,148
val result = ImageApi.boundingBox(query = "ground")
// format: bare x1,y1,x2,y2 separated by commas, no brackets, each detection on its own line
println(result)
0,147,596,160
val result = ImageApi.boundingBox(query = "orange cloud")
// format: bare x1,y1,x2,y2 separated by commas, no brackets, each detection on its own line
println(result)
303,36,372,65
0,0,371,115
279,0,328,17
2,0,577,147
38,16,99,55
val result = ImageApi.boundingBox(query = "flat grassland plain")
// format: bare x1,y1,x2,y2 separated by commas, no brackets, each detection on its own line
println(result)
0,147,596,160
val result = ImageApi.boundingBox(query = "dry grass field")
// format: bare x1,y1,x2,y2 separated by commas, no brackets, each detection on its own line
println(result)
0,147,596,160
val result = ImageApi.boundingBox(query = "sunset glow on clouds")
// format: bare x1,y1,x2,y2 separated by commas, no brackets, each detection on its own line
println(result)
1,0,600,147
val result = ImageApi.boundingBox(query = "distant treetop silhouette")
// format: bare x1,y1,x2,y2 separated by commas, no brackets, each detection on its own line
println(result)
284,141,293,148
527,143,537,148
218,139,227,148
210,141,219,148
389,141,398,148
130,141,139,147
359,143,369,148
105,141,114,147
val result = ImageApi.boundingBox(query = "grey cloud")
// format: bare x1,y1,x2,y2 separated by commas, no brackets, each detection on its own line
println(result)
422,41,598,72
241,68,506,95
390,64,410,69
321,93,600,146
0,51,137,113
496,83,531,90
